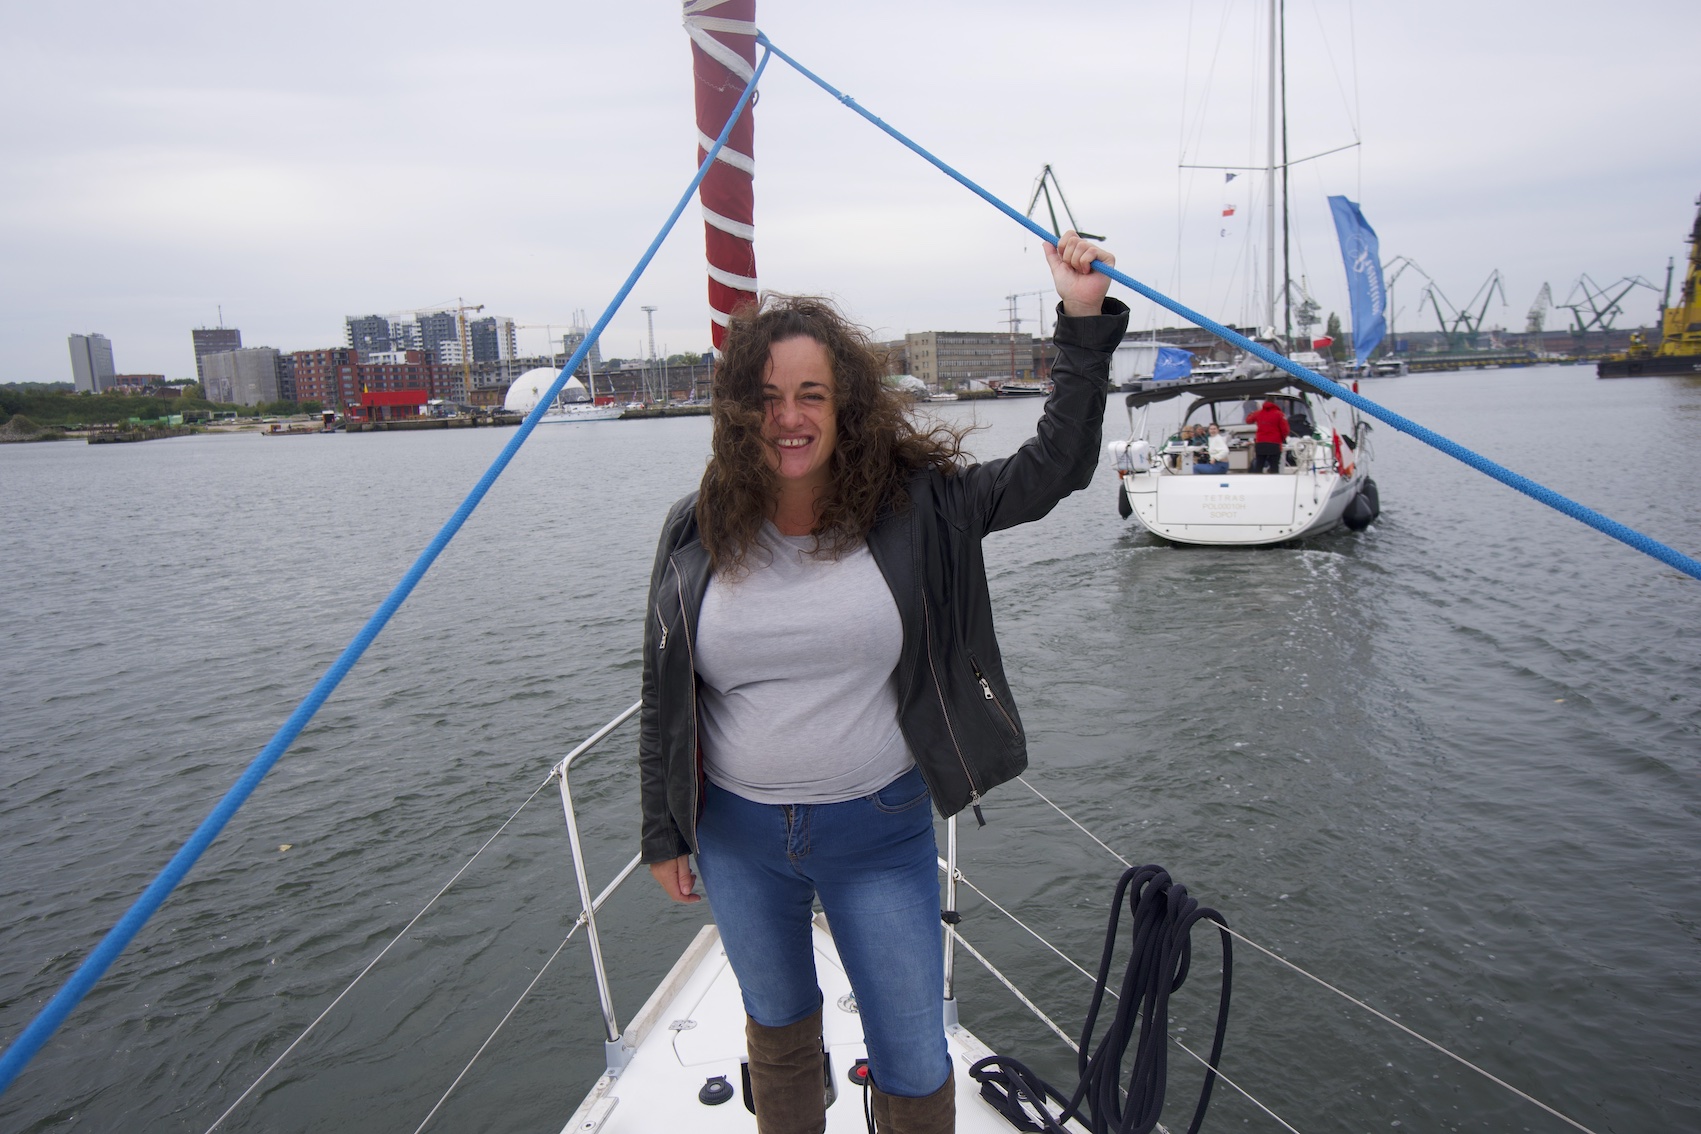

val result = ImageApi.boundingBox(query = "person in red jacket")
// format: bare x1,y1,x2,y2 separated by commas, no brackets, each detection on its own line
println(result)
1248,399,1289,473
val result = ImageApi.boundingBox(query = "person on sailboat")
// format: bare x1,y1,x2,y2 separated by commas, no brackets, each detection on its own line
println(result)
1248,398,1290,473
1193,423,1231,474
637,231,1127,1133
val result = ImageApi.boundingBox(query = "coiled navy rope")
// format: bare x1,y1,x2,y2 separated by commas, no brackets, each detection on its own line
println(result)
0,45,774,1100
970,865,1232,1134
755,32,1701,584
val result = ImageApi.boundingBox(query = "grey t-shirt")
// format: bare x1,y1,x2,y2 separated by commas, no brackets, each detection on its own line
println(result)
694,523,914,804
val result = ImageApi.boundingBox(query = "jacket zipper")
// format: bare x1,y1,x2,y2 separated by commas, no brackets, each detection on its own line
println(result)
670,556,701,849
923,600,985,827
970,656,1020,738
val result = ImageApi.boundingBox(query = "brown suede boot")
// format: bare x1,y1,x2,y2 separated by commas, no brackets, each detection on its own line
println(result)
871,1075,955,1133
744,1008,827,1134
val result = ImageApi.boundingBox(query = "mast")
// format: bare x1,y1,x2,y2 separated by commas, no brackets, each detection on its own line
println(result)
684,0,759,356
1280,0,1292,352
1264,0,1277,334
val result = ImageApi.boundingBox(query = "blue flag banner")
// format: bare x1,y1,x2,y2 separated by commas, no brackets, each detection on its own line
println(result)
1152,346,1193,381
1327,195,1387,368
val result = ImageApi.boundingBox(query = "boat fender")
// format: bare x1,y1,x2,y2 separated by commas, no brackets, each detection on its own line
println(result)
1117,479,1133,519
699,1075,734,1105
1360,477,1380,519
1347,482,1374,533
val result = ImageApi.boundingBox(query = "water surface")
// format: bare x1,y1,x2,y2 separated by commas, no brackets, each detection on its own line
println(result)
2,365,1697,1132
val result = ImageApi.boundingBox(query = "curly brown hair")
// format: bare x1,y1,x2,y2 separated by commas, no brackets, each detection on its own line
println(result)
697,294,972,575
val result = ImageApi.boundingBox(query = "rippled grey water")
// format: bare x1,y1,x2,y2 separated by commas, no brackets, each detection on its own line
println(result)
3,365,1698,1133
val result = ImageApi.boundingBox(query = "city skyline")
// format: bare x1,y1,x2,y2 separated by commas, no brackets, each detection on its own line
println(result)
5,1,1698,381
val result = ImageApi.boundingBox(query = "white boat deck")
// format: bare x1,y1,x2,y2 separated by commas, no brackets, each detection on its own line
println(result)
561,914,1081,1133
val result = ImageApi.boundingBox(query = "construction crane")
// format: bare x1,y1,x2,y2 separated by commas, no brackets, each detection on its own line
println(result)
1557,274,1657,335
396,299,484,401
1420,270,1507,351
450,297,482,402
1024,165,1103,241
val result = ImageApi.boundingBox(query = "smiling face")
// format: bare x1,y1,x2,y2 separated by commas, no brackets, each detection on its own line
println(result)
761,335,838,494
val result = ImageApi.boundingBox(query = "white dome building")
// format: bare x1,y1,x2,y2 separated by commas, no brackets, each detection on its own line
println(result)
503,368,588,415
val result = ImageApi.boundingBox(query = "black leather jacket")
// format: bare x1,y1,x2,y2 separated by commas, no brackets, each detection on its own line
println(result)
639,299,1129,864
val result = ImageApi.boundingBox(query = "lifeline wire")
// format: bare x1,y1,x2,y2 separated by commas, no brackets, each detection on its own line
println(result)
201,773,556,1133
410,929,580,1134
755,32,1701,584
0,42,773,1100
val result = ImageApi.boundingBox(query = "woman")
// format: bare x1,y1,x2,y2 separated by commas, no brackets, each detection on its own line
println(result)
1192,422,1231,474
639,233,1127,1133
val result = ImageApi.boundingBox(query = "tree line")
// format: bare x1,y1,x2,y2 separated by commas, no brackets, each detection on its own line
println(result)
1,384,321,426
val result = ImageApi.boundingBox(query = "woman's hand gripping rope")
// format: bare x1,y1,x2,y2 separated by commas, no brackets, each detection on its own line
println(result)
1044,230,1116,318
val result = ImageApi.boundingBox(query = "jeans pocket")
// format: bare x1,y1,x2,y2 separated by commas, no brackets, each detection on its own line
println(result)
869,767,930,814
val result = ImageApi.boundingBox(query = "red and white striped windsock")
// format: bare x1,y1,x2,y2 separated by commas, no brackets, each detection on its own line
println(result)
683,0,758,354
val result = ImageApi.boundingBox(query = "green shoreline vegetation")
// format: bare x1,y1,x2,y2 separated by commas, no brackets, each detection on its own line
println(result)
1,383,322,439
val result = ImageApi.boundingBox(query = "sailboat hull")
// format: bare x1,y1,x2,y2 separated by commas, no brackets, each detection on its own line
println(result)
1123,466,1362,546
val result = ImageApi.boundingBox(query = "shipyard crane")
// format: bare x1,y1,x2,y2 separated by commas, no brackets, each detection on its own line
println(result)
1420,270,1507,351
1557,274,1657,335
1526,283,1553,334
1525,283,1554,354
1381,256,1431,352
1024,165,1103,241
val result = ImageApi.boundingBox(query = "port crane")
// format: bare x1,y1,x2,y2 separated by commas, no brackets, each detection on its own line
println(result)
1525,283,1553,352
1557,274,1657,335
1381,256,1432,353
1024,165,1103,241
1420,270,1507,351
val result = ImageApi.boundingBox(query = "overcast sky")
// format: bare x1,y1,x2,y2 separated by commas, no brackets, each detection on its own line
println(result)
4,0,1698,382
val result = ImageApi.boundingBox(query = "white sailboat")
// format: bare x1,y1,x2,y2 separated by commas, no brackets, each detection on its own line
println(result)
1107,370,1376,546
1105,0,1380,546
540,353,623,424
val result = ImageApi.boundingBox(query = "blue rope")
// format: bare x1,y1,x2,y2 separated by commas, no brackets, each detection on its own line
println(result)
0,44,772,1100
757,33,1701,584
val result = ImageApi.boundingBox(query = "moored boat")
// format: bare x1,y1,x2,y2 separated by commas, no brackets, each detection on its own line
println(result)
539,402,624,424
1106,370,1377,546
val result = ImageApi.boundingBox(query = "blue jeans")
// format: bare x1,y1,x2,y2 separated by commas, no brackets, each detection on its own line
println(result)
694,766,950,1097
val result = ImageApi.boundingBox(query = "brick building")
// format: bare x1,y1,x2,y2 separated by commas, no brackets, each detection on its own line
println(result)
290,348,453,411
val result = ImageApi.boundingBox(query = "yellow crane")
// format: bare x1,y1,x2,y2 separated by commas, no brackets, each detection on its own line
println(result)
395,299,485,402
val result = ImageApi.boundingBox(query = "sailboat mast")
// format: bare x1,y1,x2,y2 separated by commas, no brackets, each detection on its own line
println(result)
1280,0,1292,352
1265,0,1277,335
